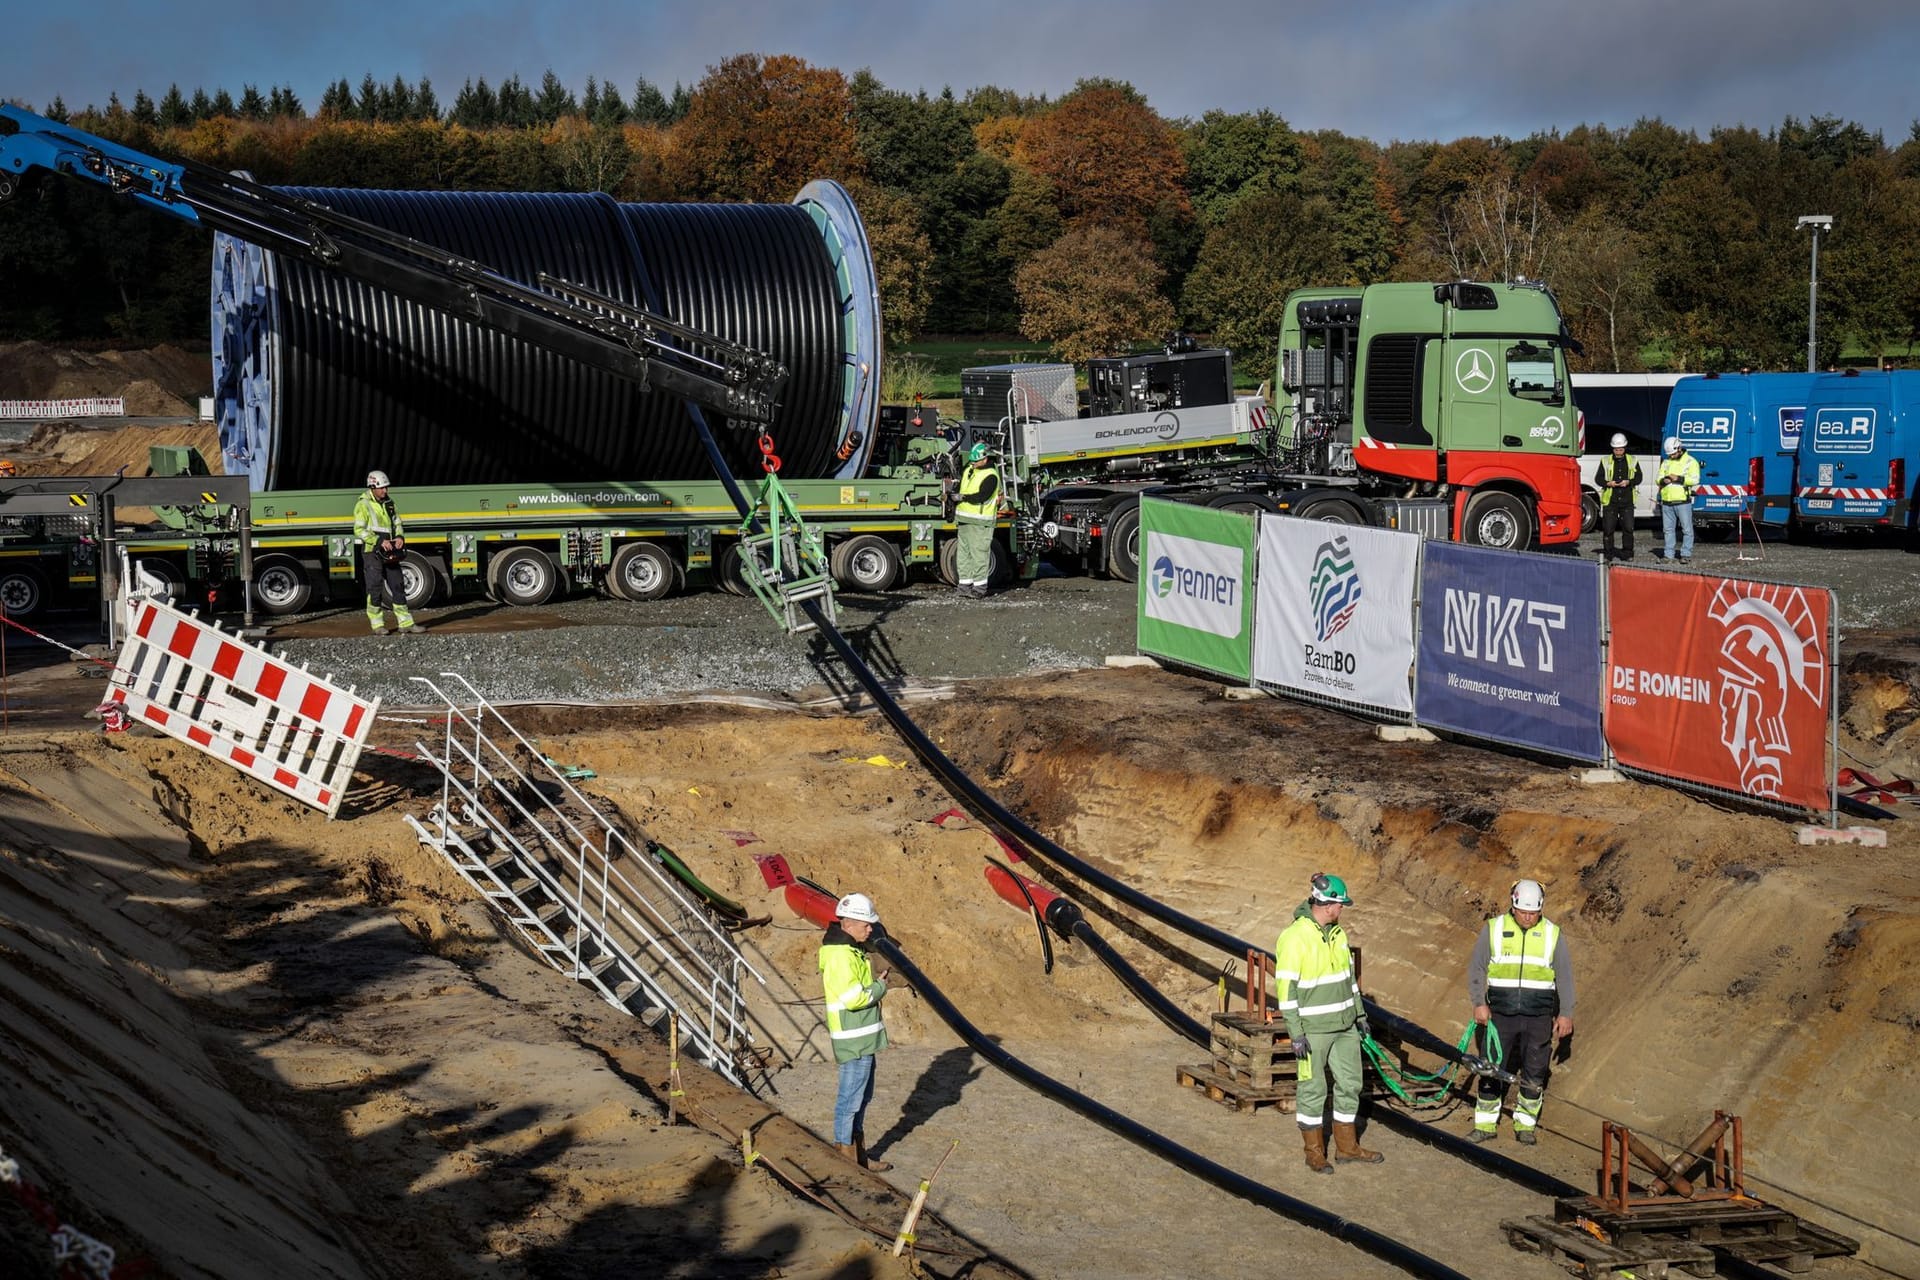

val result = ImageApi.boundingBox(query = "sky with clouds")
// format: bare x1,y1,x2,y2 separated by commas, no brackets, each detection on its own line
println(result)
10,0,1917,144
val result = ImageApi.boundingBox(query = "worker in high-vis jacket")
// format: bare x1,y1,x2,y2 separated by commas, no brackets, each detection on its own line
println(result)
1466,878,1576,1145
1657,436,1701,563
1275,872,1383,1174
819,891,894,1172
352,469,424,635
953,441,999,598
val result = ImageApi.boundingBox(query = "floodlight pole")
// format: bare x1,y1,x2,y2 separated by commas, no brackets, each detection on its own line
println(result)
1798,215,1833,372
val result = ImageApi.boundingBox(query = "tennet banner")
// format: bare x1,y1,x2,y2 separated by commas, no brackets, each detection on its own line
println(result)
1675,407,1737,453
1254,517,1417,712
1136,497,1254,681
1415,543,1604,761
1606,568,1832,811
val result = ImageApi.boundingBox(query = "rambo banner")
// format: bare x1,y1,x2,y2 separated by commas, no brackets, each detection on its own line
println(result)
1254,517,1418,712
1605,567,1833,810
1416,543,1605,761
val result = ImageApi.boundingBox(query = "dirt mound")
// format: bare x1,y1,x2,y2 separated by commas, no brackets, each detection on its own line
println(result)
3,421,222,478
0,341,209,404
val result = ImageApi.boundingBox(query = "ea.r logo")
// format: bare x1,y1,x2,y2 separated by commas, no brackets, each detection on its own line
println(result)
1454,348,1496,396
1309,535,1363,642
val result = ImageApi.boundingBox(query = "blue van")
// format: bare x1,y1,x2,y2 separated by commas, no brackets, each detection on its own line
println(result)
1795,370,1920,530
1671,373,1816,530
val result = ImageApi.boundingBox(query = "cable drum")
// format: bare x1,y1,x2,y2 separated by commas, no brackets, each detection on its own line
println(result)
210,182,880,490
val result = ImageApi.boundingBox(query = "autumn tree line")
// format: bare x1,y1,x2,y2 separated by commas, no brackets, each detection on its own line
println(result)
5,53,1919,375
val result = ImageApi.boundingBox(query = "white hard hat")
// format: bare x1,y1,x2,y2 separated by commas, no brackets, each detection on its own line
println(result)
1609,433,1628,449
836,892,880,923
1663,437,1681,455
367,469,391,488
1511,879,1545,912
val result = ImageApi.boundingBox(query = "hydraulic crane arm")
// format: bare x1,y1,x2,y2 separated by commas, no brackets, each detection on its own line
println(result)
0,105,786,423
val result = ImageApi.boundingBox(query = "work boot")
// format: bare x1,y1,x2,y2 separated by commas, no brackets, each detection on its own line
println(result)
1300,1125,1333,1175
1468,1127,1497,1143
1515,1128,1538,1146
1333,1121,1384,1164
401,623,429,635
836,1142,860,1164
854,1138,893,1172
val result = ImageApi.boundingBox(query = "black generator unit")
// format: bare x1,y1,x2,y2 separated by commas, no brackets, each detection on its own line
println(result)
1086,349,1234,418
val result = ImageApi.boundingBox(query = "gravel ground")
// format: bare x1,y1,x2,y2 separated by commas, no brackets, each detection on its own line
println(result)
262,571,1143,710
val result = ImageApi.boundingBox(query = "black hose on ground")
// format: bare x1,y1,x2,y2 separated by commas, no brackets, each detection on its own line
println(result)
1043,899,1210,1046
873,936,1473,1280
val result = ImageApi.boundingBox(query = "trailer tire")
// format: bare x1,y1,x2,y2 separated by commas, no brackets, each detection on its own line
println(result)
487,547,558,607
830,535,902,592
1463,491,1533,551
936,537,959,586
1106,506,1143,582
716,543,752,596
251,554,314,616
1580,490,1602,536
1297,499,1363,525
608,541,677,601
399,550,445,609
0,569,47,618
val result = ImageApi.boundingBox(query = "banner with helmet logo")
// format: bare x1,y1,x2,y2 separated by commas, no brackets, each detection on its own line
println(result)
1253,517,1417,713
1136,497,1255,682
1415,542,1605,761
1605,568,1832,810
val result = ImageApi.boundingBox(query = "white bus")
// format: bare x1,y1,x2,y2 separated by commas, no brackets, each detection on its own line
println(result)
1570,372,1687,530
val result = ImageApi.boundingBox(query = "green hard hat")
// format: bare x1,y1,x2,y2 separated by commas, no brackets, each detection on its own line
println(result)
967,441,990,462
1309,872,1354,905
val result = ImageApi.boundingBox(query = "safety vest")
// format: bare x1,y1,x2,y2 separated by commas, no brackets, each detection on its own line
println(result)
1596,453,1640,508
956,463,999,522
1273,909,1359,1035
352,490,405,550
1485,914,1560,1017
1656,453,1700,505
819,938,888,1062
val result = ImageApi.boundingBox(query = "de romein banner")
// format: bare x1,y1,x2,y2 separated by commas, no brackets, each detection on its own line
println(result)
1606,568,1832,810
1254,517,1417,712
1416,543,1605,761
1136,497,1255,682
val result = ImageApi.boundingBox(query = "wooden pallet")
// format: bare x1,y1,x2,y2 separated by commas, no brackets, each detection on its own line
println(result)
1504,1214,1717,1278
1209,1011,1302,1090
1176,1062,1296,1113
1547,1195,1859,1275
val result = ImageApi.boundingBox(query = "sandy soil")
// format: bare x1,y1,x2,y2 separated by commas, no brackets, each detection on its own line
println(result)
2,659,1912,1278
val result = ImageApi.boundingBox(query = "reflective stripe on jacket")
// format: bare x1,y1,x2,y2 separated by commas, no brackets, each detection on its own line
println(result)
1657,453,1700,505
819,929,888,1062
1273,902,1359,1041
352,490,404,550
1484,914,1560,1017
1595,453,1642,508
956,463,999,522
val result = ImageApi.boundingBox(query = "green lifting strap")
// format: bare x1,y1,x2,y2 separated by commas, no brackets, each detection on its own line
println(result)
737,470,837,636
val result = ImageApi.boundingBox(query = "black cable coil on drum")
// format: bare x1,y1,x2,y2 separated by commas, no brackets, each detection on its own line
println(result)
250,188,851,489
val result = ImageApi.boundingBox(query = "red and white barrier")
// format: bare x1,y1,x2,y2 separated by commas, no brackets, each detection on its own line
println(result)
106,597,378,817
0,397,126,420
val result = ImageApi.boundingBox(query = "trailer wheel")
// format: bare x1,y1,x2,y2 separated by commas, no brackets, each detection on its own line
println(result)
936,537,959,586
1580,491,1602,536
487,547,558,606
608,541,678,601
399,550,445,609
1297,499,1363,525
830,535,902,592
0,569,46,618
251,554,313,616
716,543,753,595
1106,506,1143,582
1464,491,1533,551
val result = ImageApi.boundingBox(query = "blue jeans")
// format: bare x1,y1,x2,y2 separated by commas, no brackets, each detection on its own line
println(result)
833,1053,877,1144
1661,502,1694,560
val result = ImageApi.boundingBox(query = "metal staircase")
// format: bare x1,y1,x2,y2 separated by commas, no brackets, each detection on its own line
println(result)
404,674,769,1089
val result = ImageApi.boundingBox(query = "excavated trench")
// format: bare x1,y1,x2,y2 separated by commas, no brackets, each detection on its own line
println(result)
1,661,1912,1278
